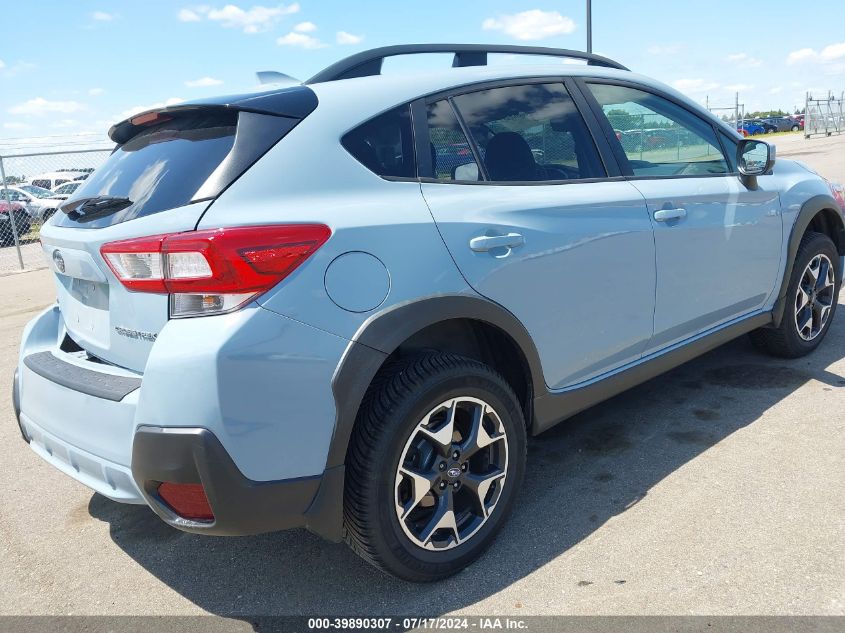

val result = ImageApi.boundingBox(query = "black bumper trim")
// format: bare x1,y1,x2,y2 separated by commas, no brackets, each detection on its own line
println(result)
132,426,341,538
12,368,28,443
23,351,141,402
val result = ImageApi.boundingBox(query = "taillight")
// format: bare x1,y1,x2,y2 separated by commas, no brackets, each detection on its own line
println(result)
101,224,331,318
157,482,214,521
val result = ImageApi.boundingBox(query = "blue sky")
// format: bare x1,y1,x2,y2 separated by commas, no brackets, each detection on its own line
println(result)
1,1,844,150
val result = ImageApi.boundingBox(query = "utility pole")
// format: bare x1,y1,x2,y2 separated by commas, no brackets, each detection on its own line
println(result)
586,0,592,53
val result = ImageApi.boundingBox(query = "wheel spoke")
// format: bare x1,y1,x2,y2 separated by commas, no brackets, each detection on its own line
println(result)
418,400,457,455
805,258,819,287
463,469,505,519
815,258,831,293
797,307,813,335
796,286,811,312
461,403,505,459
417,492,459,548
397,466,438,520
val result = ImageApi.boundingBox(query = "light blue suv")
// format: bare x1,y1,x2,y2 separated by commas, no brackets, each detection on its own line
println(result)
13,45,845,581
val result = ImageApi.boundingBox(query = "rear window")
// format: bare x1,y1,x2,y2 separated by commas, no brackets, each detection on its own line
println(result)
342,105,416,178
54,109,300,229
56,111,236,228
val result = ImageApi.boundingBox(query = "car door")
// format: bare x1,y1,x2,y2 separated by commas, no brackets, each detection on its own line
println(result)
419,81,656,390
582,81,782,353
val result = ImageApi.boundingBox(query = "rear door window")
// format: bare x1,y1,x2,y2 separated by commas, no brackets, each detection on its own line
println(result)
427,99,481,181
448,82,606,183
342,105,416,178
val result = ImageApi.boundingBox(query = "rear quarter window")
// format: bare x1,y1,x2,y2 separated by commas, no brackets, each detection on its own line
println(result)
342,105,416,178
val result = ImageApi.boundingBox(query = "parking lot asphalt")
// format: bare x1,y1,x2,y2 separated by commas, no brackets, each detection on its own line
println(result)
0,134,843,618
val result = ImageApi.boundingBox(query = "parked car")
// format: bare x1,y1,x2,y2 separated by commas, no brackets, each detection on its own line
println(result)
14,44,845,582
763,116,801,132
28,171,87,190
738,121,766,135
1,185,64,221
51,180,83,200
750,119,779,134
0,199,31,246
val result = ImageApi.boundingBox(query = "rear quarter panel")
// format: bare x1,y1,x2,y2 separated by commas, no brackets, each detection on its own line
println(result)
197,99,472,342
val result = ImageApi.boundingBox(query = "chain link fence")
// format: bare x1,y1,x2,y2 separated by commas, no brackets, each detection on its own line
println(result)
805,92,844,138
0,148,112,274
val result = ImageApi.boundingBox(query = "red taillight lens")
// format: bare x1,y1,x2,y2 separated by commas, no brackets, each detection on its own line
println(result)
100,224,331,317
157,482,214,521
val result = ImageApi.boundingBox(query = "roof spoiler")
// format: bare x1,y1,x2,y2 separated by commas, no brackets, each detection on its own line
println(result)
306,44,629,84
108,85,317,144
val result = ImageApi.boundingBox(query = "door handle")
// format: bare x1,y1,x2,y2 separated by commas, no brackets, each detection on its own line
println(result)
469,232,525,252
653,208,687,222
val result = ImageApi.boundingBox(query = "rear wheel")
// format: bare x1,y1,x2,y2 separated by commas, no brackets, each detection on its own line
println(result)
344,353,526,581
791,124,800,132
751,231,840,357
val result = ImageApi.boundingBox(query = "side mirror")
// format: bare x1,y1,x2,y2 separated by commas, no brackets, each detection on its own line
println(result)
452,162,480,181
737,139,775,176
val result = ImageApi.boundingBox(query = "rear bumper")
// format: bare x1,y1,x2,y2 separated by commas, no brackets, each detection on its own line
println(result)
132,426,343,537
15,303,352,540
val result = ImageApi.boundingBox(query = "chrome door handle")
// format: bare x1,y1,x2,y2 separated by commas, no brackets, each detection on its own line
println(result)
469,232,525,252
654,208,687,222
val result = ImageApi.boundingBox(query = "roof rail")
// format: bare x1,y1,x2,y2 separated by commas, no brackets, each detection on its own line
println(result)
305,44,629,84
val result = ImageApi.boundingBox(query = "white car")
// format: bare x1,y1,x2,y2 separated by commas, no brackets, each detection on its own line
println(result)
51,180,83,200
29,171,87,190
1,185,64,221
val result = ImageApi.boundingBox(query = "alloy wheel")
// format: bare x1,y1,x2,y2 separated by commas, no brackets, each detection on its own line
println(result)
794,253,836,341
394,397,509,551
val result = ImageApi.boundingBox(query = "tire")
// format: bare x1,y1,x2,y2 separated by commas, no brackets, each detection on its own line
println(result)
750,231,840,358
791,125,800,132
344,352,527,581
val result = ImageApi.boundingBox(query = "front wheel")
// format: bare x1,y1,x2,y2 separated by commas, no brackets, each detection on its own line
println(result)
751,231,840,357
792,125,800,132
344,353,526,581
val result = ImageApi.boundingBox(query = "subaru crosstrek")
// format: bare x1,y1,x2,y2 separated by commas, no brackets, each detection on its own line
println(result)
14,45,845,581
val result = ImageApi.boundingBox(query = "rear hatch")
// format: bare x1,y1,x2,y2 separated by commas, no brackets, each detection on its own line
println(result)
40,87,317,373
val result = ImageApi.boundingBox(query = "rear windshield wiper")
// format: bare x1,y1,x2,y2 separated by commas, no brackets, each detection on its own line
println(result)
61,196,133,223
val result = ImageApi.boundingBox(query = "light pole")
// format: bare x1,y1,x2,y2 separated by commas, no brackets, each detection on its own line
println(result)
586,0,592,53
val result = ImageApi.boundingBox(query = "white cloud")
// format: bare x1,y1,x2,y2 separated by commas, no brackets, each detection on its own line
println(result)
0,60,35,77
3,122,30,130
820,42,845,61
294,21,316,32
178,8,203,21
185,3,301,33
276,32,325,49
8,97,85,116
92,11,115,21
726,53,762,68
787,47,818,64
185,76,224,87
671,79,720,94
117,97,185,121
88,87,105,96
482,10,576,41
769,86,783,95
336,31,362,45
